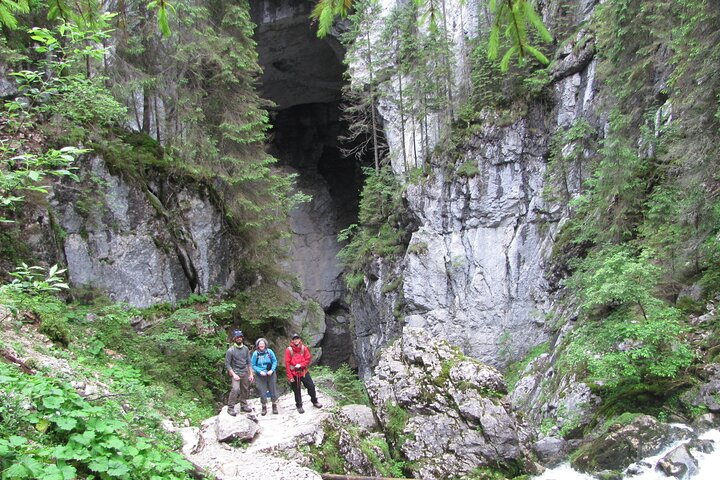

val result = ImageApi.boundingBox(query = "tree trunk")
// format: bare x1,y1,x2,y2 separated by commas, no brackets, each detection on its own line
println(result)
142,84,152,134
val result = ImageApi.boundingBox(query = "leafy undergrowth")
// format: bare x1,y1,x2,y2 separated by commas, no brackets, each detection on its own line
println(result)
0,275,237,479
0,362,193,479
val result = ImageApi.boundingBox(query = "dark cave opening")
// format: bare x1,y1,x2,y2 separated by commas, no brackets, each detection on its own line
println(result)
251,1,385,367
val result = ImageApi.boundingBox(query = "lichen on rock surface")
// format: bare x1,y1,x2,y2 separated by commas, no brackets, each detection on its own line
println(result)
366,327,533,479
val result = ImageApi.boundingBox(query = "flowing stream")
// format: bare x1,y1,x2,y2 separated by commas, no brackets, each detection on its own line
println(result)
533,429,720,480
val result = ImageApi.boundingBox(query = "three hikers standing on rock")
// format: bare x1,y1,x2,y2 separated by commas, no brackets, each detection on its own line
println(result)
225,330,322,416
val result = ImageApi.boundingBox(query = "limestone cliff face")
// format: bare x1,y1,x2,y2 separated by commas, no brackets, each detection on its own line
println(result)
49,156,240,307
349,0,601,373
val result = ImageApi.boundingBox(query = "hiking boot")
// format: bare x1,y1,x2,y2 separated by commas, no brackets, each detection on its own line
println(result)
261,404,267,416
240,406,252,413
297,406,305,414
227,407,237,417
272,403,278,414
312,401,323,409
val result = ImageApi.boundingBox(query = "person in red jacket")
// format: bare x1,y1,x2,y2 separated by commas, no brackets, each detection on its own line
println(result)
285,333,322,413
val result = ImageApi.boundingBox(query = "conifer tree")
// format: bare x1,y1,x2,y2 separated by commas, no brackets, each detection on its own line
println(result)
341,0,387,172
487,0,552,71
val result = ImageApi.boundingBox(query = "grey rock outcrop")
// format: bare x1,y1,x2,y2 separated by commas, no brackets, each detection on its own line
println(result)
684,364,720,413
571,415,689,473
0,61,17,98
366,327,531,480
50,156,240,307
338,404,379,433
351,257,405,379
401,110,559,368
532,436,568,467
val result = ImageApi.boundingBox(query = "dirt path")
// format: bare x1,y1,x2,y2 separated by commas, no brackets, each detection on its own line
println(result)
179,390,335,479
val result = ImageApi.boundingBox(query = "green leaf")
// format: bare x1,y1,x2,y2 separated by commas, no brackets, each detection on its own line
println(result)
3,462,31,479
54,416,78,431
158,7,171,38
107,459,130,476
523,0,553,42
43,395,64,409
88,456,110,473
36,418,51,433
9,435,28,446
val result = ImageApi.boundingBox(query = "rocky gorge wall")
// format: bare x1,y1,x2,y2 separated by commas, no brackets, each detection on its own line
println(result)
350,0,601,375
48,156,241,307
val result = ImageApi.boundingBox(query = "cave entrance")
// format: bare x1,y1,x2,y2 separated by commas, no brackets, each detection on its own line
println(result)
251,1,379,368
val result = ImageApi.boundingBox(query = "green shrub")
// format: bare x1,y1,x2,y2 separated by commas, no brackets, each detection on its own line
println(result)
456,161,480,178
313,364,370,406
338,166,407,288
39,316,70,346
561,246,694,391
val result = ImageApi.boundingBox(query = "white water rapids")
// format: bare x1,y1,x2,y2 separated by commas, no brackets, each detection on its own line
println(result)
533,429,720,480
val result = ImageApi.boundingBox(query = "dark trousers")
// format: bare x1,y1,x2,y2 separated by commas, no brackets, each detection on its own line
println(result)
255,372,278,404
290,372,318,407
228,374,250,409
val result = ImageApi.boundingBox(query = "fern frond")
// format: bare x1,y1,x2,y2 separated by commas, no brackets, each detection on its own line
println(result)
311,0,352,38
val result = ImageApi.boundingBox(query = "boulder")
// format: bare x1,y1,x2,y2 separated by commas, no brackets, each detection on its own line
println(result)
533,436,568,467
338,404,379,433
571,415,676,472
366,327,529,480
656,442,700,478
215,407,260,443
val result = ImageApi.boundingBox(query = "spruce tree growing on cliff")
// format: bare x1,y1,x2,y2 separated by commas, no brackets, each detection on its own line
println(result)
340,0,387,172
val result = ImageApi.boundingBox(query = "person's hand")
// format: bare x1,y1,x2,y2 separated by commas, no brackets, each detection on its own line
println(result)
295,364,301,369
268,370,274,375
249,373,254,382
232,373,240,381
260,371,267,376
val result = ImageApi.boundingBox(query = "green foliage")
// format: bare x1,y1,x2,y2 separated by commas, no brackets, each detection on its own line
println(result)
561,246,694,391
359,434,406,477
488,0,553,71
313,364,370,406
311,0,352,38
456,160,480,178
0,0,29,29
147,0,176,37
385,400,411,451
337,166,407,288
1,147,84,222
5,263,70,295
231,281,300,339
599,412,642,435
39,315,71,346
309,428,344,474
0,362,193,479
504,342,548,392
